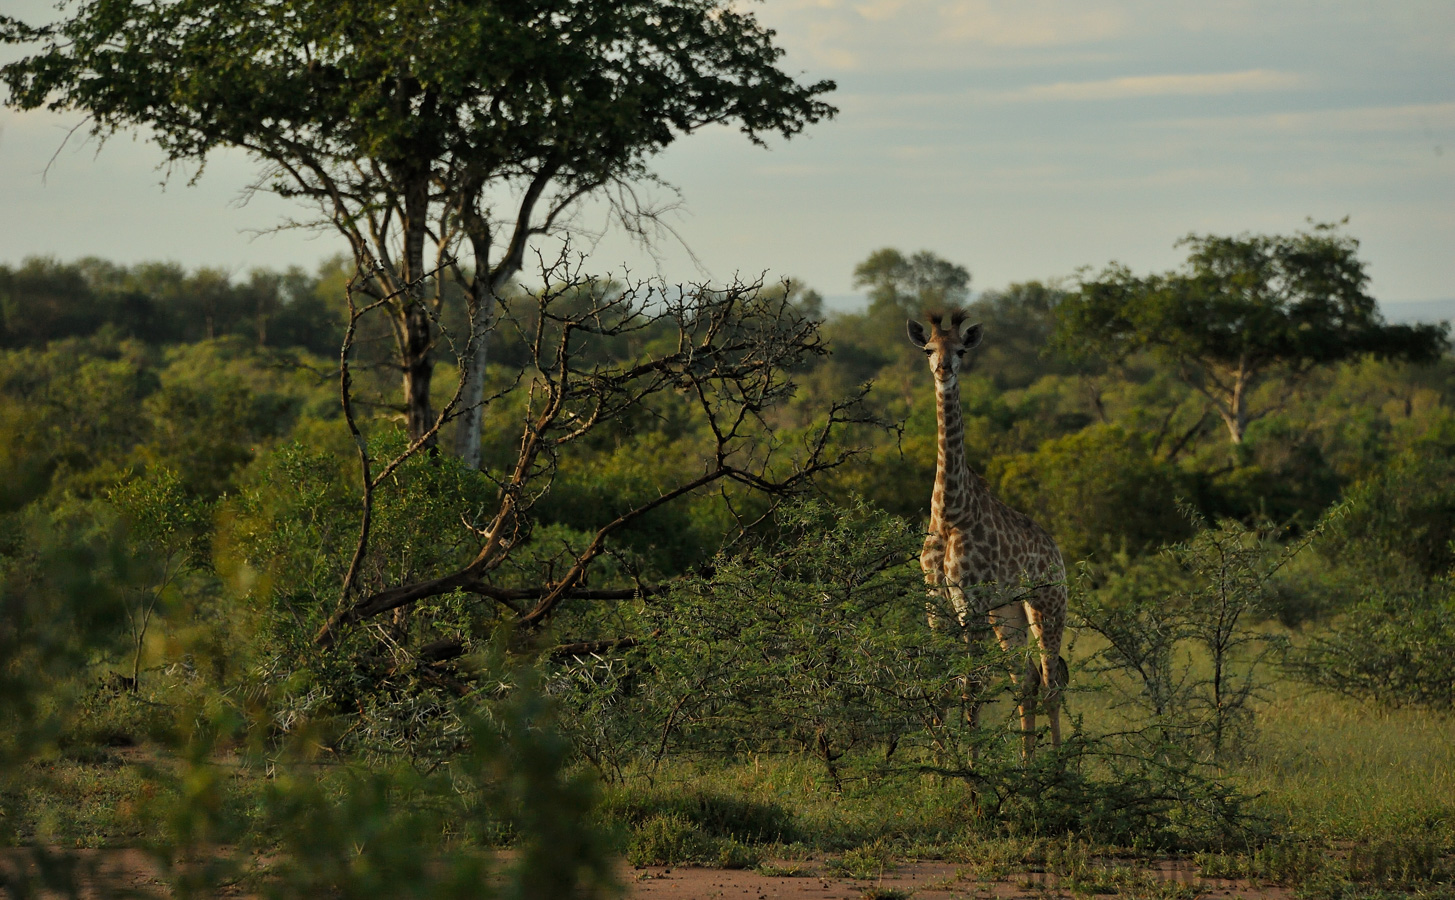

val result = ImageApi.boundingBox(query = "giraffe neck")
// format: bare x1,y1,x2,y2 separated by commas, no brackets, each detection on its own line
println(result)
932,375,982,523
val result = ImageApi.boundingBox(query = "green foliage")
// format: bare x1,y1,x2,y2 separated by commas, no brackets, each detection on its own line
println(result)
577,500,983,784
1195,842,1328,883
564,499,1269,849
0,220,1452,886
602,785,798,845
617,803,771,867
1196,837,1454,895
826,839,897,879
993,425,1190,561
222,436,528,756
626,814,712,866
1280,436,1455,711
0,256,341,352
1321,441,1455,584
853,248,971,319
2,571,616,900
0,504,131,779
3,0,835,172
4,0,839,445
1058,224,1449,443
531,429,730,578
1076,515,1302,760
1289,587,1455,711
963,734,1263,848
965,281,1085,390
108,469,213,687
0,335,337,507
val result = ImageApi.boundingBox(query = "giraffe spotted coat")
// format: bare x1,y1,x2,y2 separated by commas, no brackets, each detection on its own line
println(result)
909,311,1067,755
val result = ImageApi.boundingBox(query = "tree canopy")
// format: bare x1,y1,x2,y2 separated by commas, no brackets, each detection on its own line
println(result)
1,0,836,457
1056,224,1449,443
853,249,971,319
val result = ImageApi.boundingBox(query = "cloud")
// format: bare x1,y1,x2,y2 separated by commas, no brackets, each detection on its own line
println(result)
1153,101,1455,135
756,0,1140,71
1003,69,1309,102
936,2,1129,48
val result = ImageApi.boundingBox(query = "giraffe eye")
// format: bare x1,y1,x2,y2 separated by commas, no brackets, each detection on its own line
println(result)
923,349,933,356
956,348,967,357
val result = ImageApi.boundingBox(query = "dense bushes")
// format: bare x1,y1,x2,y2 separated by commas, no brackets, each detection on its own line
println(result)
993,425,1190,561
556,501,970,782
1290,587,1455,711
1,247,1452,879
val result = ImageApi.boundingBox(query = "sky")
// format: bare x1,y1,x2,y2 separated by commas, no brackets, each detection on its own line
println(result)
1,1,1452,309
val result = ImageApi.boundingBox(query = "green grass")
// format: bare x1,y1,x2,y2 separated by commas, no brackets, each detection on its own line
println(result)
10,671,1455,900
1240,689,1455,838
1,749,152,847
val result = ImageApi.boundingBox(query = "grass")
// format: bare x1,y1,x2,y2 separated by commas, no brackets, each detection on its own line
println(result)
8,672,1454,900
1,748,152,847
1240,689,1455,838
826,839,897,879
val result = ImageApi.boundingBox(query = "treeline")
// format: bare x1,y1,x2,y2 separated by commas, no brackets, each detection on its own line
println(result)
4,240,1452,583
0,233,1450,711
0,256,349,354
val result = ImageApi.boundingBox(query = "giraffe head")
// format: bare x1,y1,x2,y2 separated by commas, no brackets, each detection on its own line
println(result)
907,312,983,384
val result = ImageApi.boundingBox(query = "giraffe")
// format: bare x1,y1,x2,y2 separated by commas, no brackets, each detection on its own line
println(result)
908,311,1067,758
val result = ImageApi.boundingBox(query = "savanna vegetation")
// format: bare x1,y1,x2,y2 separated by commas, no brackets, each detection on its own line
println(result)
4,3,1454,897
1,218,1453,898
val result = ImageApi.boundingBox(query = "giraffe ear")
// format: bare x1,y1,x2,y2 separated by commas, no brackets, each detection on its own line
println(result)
907,319,929,349
959,321,983,349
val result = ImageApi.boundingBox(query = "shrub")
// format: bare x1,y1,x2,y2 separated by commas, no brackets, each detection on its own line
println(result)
609,500,998,784
1075,515,1299,761
1288,586,1455,711
1320,444,1455,585
626,814,711,866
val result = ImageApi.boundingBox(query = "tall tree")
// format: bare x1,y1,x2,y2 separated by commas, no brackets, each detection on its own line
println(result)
2,0,836,463
852,248,971,319
1056,225,1449,444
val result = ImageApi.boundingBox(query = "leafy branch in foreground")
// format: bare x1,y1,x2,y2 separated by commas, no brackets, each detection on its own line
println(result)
315,249,880,671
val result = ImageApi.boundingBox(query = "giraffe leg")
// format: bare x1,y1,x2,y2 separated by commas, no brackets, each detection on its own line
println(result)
920,530,948,629
922,530,963,732
941,538,987,755
988,598,1035,760
1027,592,1065,750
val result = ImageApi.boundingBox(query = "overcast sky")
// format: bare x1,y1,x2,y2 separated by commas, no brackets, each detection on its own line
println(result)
1,1,1451,305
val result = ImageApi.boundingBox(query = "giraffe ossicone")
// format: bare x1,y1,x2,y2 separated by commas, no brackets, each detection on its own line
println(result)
909,310,1067,758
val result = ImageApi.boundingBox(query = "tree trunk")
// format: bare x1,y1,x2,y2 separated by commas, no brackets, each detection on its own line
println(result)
1215,406,1246,444
402,301,434,442
453,286,495,468
400,175,434,444
1209,361,1251,444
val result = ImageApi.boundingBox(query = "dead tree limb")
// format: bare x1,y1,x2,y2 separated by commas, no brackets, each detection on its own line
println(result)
315,249,881,651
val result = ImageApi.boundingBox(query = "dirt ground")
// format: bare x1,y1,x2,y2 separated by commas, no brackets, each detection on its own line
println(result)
1,851,1294,899
627,859,1293,899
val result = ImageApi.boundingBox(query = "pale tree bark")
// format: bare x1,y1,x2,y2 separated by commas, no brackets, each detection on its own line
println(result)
452,292,495,469
1180,356,1257,445
450,166,567,468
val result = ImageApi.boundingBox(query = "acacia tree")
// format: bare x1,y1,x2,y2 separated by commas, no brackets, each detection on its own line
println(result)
853,248,971,319
1,0,835,463
1057,225,1448,444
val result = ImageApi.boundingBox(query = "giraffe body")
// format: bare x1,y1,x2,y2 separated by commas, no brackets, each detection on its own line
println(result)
909,313,1067,757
